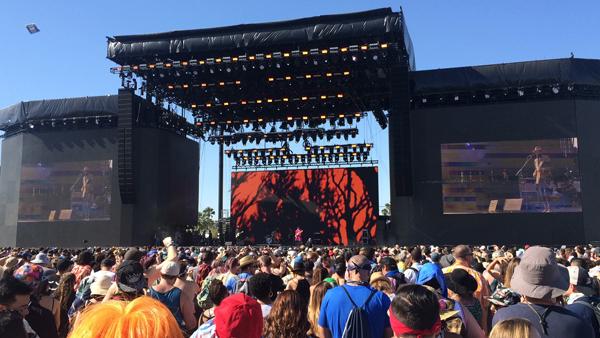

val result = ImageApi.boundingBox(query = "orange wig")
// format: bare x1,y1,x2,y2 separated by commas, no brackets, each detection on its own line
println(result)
68,296,184,338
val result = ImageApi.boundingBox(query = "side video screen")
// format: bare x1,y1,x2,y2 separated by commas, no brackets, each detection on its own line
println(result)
19,160,113,221
441,138,581,214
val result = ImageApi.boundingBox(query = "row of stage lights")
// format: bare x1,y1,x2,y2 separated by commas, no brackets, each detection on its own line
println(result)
189,92,346,110
226,143,373,167
164,70,351,91
111,42,394,74
197,112,362,132
413,84,583,106
15,115,115,130
208,127,359,145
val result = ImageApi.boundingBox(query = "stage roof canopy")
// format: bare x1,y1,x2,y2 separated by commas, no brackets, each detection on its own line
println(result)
0,95,118,131
108,8,414,68
411,58,600,96
106,8,414,145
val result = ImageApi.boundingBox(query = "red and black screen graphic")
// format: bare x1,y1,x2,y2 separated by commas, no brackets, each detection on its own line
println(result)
231,167,378,245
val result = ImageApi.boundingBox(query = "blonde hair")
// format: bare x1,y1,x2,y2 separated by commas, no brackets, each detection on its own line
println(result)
370,277,394,295
68,296,184,338
308,281,333,335
490,318,538,338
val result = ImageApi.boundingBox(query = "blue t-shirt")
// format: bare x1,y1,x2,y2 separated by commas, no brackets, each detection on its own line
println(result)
493,303,594,338
318,284,391,338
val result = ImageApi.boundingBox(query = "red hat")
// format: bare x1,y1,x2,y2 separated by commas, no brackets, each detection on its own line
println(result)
215,293,263,338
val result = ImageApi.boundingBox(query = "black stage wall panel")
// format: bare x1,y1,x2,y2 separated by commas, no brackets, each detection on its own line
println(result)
392,99,586,245
575,99,600,243
0,134,24,247
133,128,199,245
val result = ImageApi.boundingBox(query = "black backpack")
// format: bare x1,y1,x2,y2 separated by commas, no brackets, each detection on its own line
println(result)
340,285,376,338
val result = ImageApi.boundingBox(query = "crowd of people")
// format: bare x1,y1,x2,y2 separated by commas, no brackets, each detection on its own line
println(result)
1,238,600,338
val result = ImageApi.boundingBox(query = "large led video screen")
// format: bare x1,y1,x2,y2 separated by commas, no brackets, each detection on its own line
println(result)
231,167,378,245
441,138,581,214
18,160,113,221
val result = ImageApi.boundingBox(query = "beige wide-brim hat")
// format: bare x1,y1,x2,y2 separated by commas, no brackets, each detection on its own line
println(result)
510,246,569,299
239,256,256,269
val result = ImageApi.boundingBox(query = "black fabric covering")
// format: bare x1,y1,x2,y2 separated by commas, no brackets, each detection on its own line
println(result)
412,58,600,95
0,95,118,130
107,8,414,68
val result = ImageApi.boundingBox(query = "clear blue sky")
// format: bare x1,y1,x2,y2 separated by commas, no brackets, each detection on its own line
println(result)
1,1,599,216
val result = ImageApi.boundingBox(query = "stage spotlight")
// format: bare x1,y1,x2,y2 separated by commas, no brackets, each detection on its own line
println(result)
552,85,560,94
517,89,525,97
29,123,34,129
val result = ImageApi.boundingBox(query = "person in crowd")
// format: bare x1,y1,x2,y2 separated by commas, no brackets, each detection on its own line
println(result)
370,273,396,299
318,254,392,338
191,293,263,338
54,259,74,280
148,261,196,332
416,262,485,338
0,276,32,338
286,260,311,306
220,257,240,285
308,281,333,337
564,265,600,337
103,260,146,302
488,258,522,309
52,272,76,338
389,284,443,338
68,296,184,338
247,272,275,318
403,247,424,284
331,258,346,286
225,256,255,294
195,252,213,288
489,318,541,338
71,251,94,291
443,245,491,331
92,257,115,280
492,246,594,337
0,256,20,279
264,290,310,338
258,255,272,274
380,256,406,292
446,268,484,329
198,279,228,325
13,262,59,338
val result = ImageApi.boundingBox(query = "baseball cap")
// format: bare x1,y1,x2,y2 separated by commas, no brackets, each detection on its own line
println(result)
116,260,146,293
568,266,595,296
160,261,180,277
215,293,263,338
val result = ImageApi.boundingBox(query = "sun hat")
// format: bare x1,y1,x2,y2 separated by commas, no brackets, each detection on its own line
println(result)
238,256,256,269
510,246,569,299
31,253,50,266
214,293,263,338
445,269,477,296
13,263,43,285
116,260,146,293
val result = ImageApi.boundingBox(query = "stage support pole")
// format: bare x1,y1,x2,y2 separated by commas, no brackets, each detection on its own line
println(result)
218,129,224,243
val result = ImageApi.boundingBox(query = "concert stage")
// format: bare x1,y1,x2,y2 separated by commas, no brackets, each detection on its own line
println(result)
0,93,199,247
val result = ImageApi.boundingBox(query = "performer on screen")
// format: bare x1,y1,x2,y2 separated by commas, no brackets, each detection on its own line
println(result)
533,146,551,212
294,227,304,245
